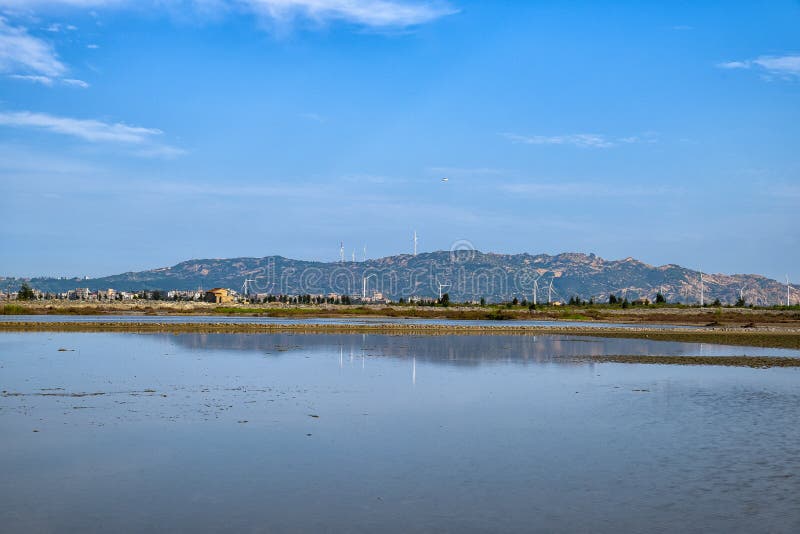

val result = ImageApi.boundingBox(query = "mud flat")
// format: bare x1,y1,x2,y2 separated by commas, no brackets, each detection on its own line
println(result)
2,320,799,350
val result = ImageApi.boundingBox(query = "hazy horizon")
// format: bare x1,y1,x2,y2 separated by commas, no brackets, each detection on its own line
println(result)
1,1,798,281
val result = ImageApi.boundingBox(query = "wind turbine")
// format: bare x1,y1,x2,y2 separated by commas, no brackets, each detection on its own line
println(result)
241,279,256,297
363,245,367,262
438,283,450,300
548,280,553,304
532,277,539,306
699,269,704,306
413,231,418,256
363,273,377,300
352,249,356,262
339,241,345,263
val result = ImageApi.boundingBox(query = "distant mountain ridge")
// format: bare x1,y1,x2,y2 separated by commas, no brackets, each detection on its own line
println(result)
1,251,789,305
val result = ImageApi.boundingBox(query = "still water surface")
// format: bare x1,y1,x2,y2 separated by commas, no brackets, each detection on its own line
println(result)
0,314,698,329
1,332,799,533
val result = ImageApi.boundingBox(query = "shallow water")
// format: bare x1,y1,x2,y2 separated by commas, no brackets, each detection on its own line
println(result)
1,332,799,533
0,313,699,329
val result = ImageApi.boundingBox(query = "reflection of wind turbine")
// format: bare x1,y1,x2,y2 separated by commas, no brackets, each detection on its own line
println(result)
412,356,416,386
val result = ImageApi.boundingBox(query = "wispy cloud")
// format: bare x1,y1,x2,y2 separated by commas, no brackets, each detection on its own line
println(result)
300,112,326,122
243,0,457,28
500,182,682,198
8,73,54,85
718,54,800,79
502,132,657,149
0,16,90,87
0,110,184,157
0,0,457,28
0,16,66,77
7,73,89,87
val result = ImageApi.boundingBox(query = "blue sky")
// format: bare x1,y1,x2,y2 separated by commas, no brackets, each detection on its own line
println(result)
0,0,798,280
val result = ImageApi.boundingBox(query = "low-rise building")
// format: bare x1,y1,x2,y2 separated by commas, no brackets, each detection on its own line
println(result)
204,288,234,304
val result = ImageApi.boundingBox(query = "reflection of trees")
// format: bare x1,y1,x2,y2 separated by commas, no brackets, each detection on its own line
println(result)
161,333,681,367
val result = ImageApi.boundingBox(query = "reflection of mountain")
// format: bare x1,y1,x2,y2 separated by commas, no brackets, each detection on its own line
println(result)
161,333,700,366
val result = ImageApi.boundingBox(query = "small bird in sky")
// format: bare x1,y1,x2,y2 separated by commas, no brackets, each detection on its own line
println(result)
441,177,449,182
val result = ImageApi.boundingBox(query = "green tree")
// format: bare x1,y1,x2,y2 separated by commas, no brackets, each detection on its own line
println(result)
609,294,618,305
655,292,666,304
480,297,486,306
17,282,35,300
439,293,450,306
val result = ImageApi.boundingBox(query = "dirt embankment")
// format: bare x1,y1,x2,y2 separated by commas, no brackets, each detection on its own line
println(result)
4,301,800,327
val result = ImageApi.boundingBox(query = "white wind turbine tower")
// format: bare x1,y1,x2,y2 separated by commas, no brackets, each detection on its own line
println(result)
352,249,356,262
339,241,345,263
699,269,704,306
363,245,367,262
548,280,553,304
788,275,792,307
438,283,450,300
413,231,418,256
362,273,377,300
241,279,256,298
532,277,539,306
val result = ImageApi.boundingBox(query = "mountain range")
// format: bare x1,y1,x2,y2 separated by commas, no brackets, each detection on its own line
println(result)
2,251,790,305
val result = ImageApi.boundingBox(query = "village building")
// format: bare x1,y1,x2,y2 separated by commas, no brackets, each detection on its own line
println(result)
204,288,234,304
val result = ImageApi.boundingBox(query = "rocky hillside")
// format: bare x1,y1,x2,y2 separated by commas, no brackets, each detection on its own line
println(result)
3,251,790,305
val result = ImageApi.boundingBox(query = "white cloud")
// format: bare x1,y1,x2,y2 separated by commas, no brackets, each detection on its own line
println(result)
0,16,66,77
500,182,682,198
0,0,456,28
243,0,456,27
300,111,325,122
503,133,615,149
0,110,161,142
0,110,184,156
7,73,54,85
503,132,657,149
7,73,89,87
717,54,800,79
62,77,89,87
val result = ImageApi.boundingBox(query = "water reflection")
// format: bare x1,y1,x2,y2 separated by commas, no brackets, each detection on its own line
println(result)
2,332,800,533
164,332,800,363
